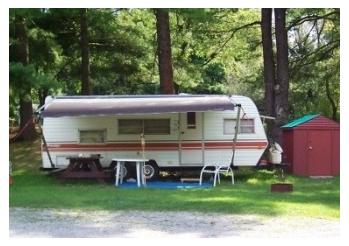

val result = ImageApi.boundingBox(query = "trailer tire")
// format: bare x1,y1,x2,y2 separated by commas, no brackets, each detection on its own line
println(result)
143,161,159,181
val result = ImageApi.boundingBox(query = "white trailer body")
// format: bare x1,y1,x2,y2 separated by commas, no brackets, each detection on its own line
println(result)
40,95,268,173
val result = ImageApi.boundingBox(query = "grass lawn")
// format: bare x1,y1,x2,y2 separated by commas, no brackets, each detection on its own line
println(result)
10,138,340,219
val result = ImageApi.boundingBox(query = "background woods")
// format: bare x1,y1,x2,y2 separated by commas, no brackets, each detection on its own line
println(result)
9,8,340,141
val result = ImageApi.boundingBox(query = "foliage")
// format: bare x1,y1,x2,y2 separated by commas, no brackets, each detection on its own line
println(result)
9,62,60,121
9,8,340,123
287,9,340,120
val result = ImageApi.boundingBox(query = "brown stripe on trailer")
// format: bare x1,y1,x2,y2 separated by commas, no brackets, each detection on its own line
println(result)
43,141,268,151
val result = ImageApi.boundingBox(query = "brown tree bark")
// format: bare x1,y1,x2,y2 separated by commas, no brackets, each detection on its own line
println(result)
15,15,36,140
274,8,290,144
38,88,49,107
80,8,91,95
325,79,338,121
261,8,276,136
155,9,175,94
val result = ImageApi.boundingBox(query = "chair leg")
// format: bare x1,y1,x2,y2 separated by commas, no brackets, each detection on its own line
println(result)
141,162,146,186
213,172,219,187
230,168,234,185
120,162,124,184
199,170,204,186
232,169,234,185
115,162,120,187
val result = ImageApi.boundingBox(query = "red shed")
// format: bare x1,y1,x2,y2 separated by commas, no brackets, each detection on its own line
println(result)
281,114,339,176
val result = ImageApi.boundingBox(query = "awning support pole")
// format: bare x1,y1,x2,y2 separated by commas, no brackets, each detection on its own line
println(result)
230,104,241,168
34,100,55,168
36,116,55,168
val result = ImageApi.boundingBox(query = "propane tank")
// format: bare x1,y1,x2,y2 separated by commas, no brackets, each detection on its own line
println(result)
268,142,283,164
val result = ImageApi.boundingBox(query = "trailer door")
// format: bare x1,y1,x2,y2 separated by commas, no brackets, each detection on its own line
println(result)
179,112,204,165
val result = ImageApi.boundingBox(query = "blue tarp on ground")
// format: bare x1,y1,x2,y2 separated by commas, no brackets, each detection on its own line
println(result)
117,181,212,189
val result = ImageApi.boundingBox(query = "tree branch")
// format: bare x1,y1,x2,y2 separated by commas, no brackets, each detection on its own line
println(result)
203,21,261,65
325,78,338,121
290,39,339,65
287,10,339,30
290,40,339,76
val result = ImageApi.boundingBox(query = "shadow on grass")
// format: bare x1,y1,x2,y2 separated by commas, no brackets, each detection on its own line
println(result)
10,138,42,175
9,140,339,218
10,171,340,218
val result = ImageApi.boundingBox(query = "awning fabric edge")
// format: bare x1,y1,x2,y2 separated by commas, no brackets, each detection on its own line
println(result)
40,95,236,118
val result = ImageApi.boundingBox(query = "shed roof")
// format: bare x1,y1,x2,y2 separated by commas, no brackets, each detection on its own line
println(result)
281,114,319,128
41,95,236,118
282,115,339,129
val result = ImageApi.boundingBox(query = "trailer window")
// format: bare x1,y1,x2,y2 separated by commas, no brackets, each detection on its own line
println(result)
187,112,196,129
144,119,170,134
79,130,106,143
119,119,143,134
118,119,170,134
224,119,255,134
240,119,255,133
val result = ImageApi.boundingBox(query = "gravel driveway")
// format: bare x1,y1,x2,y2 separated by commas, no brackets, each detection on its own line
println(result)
9,207,339,238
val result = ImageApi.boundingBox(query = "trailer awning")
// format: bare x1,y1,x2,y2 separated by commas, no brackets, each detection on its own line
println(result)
41,95,236,118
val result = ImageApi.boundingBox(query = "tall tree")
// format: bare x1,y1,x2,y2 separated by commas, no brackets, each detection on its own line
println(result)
8,8,339,128
13,14,36,140
261,8,291,143
80,8,91,95
155,9,175,94
274,8,290,143
261,8,276,135
287,9,339,121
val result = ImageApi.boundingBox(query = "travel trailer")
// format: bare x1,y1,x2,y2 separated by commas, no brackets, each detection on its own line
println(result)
38,94,268,179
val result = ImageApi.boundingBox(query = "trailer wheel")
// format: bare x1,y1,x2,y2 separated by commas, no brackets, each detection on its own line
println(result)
143,161,159,180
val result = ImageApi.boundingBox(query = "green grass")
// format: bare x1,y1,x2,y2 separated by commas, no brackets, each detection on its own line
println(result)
10,139,340,219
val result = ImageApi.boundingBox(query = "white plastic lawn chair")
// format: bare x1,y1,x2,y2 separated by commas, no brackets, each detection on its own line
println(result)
199,103,241,187
199,164,234,187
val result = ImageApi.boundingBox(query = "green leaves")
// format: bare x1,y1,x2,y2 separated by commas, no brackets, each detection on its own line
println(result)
8,8,339,122
287,8,339,120
9,62,60,93
9,63,37,93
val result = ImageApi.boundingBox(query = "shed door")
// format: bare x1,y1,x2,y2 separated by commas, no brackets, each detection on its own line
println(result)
307,131,332,176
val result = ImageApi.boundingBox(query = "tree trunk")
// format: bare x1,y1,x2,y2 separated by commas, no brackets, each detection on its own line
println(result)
274,8,290,144
38,88,49,107
261,8,276,137
15,15,36,140
80,8,91,95
325,79,337,121
155,9,175,94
